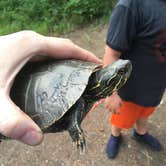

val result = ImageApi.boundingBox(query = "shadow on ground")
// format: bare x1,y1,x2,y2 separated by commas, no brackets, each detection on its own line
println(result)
0,25,165,166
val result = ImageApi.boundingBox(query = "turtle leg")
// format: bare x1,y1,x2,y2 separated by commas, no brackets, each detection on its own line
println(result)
68,97,87,151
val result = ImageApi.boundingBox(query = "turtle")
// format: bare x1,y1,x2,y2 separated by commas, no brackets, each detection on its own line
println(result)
10,59,132,150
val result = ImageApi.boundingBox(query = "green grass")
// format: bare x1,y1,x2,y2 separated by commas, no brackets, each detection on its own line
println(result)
0,0,115,35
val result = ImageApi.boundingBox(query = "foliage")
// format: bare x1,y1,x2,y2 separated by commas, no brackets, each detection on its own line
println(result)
0,0,116,35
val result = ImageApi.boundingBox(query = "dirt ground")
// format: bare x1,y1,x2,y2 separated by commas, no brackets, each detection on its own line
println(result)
0,25,166,166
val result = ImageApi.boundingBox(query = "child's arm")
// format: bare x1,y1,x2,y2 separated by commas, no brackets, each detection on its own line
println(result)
103,45,122,114
103,45,121,66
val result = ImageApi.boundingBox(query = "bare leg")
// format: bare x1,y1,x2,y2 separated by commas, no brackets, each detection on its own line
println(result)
111,125,122,136
106,125,122,158
132,117,161,151
135,117,148,135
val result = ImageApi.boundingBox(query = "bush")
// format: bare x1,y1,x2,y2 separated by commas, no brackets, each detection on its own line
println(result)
0,0,115,35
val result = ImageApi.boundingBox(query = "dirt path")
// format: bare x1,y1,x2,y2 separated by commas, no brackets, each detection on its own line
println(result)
0,25,166,166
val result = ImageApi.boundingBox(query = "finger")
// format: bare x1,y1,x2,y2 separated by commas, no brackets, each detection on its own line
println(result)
104,104,110,110
104,103,113,110
91,101,100,111
0,90,43,145
39,37,102,64
30,55,48,61
119,102,122,107
112,109,120,114
68,44,102,64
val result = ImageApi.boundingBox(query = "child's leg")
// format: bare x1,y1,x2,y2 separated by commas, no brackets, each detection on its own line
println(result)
135,106,155,134
106,101,141,158
111,125,122,137
131,107,161,151
135,117,148,135
110,101,141,129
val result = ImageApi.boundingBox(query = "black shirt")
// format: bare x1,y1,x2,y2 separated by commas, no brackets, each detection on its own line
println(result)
106,0,166,106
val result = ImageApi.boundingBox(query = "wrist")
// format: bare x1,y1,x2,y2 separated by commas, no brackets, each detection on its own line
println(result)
112,91,118,95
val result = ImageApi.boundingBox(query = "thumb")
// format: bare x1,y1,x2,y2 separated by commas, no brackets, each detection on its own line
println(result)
90,99,105,111
0,89,43,145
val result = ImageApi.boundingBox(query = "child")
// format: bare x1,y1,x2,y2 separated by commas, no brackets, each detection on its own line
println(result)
104,0,166,158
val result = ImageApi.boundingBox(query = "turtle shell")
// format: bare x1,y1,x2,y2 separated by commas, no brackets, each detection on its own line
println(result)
11,60,98,129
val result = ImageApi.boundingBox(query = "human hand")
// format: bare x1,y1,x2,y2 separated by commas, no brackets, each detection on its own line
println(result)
90,99,105,111
104,92,122,114
0,31,101,145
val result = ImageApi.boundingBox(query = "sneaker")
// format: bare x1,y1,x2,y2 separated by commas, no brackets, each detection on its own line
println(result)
132,129,161,151
106,135,121,158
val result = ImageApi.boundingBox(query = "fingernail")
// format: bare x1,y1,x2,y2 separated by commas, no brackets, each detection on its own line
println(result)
20,130,43,146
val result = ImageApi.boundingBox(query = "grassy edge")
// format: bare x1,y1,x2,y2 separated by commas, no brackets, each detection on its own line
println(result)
0,14,110,36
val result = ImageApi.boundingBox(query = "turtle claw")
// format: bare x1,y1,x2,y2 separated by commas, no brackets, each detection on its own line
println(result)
69,127,86,152
76,137,86,153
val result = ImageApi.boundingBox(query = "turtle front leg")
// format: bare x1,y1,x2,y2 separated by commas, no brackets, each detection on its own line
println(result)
68,98,87,151
68,124,86,151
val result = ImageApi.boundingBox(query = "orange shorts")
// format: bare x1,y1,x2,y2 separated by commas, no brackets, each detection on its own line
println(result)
110,101,156,129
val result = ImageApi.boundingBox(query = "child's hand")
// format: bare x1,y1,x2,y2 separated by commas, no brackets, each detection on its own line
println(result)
104,92,122,114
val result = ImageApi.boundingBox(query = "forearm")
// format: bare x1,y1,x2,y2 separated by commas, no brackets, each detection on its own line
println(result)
103,45,122,100
103,45,121,66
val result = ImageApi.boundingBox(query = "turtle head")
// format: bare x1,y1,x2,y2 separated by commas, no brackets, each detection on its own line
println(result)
84,59,132,101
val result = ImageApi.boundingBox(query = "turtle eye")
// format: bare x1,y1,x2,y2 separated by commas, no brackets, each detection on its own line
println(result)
118,68,126,75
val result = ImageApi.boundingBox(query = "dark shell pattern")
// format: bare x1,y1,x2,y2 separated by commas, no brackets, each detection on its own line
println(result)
24,60,98,129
